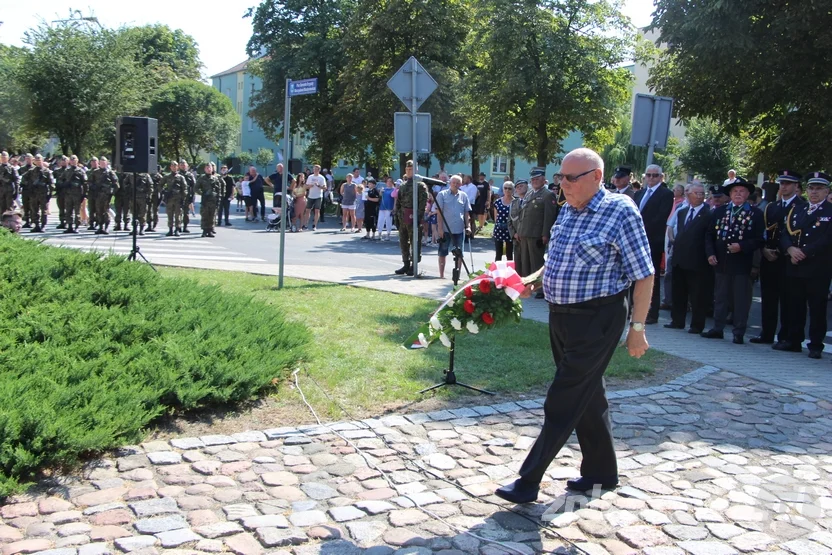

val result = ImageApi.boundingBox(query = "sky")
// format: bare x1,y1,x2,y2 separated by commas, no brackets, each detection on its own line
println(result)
1,0,656,80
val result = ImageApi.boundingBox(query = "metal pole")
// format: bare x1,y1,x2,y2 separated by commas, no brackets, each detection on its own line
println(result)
411,57,419,277
279,79,291,289
646,98,661,167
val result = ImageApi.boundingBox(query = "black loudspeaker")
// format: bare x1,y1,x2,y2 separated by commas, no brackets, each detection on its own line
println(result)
115,116,158,173
288,158,303,175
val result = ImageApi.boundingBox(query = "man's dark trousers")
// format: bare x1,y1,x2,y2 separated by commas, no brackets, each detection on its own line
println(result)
787,275,832,351
670,267,709,331
519,294,626,484
218,198,231,224
713,274,752,336
647,243,663,320
759,258,789,341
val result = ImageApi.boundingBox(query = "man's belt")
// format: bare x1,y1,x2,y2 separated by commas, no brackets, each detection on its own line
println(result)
548,289,627,314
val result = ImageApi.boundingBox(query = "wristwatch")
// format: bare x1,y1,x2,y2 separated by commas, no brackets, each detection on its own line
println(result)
630,322,645,332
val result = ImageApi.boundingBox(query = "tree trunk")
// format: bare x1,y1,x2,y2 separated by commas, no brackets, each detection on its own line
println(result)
510,157,516,181
471,133,480,178
536,121,548,170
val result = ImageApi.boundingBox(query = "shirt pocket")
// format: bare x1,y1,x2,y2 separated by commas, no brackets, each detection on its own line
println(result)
575,234,608,266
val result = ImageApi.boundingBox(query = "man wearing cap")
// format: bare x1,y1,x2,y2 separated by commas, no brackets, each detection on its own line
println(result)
708,185,728,209
753,171,806,346
0,151,20,214
196,163,223,238
60,155,87,234
611,166,636,202
394,161,428,275
52,156,69,228
702,178,764,344
509,179,528,273
92,158,118,235
516,168,557,289
778,172,832,359
18,154,34,228
23,154,54,233
633,164,675,323
163,161,187,237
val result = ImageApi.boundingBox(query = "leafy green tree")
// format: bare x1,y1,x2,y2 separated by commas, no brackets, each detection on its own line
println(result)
600,114,648,181
148,81,239,166
0,44,48,153
255,147,274,172
679,119,739,185
466,0,634,168
238,151,254,168
118,24,202,83
18,22,142,158
246,0,355,170
648,0,832,170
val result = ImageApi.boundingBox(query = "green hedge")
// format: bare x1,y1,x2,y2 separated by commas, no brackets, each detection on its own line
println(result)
0,232,308,496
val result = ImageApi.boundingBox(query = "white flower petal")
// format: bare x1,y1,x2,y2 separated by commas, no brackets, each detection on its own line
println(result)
430,315,442,331
418,333,429,347
439,333,452,348
450,317,463,331
466,321,479,334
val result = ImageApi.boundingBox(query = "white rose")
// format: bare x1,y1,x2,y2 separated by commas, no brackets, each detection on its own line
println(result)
418,333,429,348
430,315,442,331
466,321,479,334
439,333,452,348
447,298,454,307
450,317,463,331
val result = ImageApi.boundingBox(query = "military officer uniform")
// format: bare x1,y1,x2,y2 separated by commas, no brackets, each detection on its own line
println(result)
113,171,131,231
122,173,153,234
93,163,119,234
52,159,69,228
61,163,87,233
508,179,527,275
0,160,19,213
702,178,764,343
148,170,163,231
86,160,101,230
394,161,428,275
778,171,832,359
196,172,223,237
751,170,806,344
179,167,196,234
18,160,34,227
516,168,557,277
163,165,188,236
24,158,54,232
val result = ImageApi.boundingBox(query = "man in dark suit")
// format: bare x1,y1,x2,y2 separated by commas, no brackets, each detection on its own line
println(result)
633,164,675,324
751,171,806,345
611,166,636,202
665,182,711,333
702,178,765,344
777,172,832,358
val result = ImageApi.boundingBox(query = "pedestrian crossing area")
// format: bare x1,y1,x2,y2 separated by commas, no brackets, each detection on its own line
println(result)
29,227,267,265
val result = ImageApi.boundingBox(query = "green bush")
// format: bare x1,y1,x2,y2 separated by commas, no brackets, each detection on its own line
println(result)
0,231,308,496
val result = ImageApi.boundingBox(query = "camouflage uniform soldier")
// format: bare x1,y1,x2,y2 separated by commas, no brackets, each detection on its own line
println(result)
86,157,100,230
178,160,196,234
93,157,119,235
61,155,87,233
52,156,69,228
196,163,223,237
394,160,429,275
163,161,187,236
113,170,131,231
24,154,54,233
148,168,163,231
18,154,34,228
124,172,153,235
0,151,20,213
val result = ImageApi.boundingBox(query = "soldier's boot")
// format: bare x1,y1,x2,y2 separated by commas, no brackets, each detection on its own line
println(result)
124,218,130,229
88,224,96,231
395,264,411,275
56,222,66,230
31,225,41,233
139,225,145,236
114,222,122,231
174,228,180,237
69,223,79,234
22,222,32,229
63,224,73,234
181,226,191,234
166,227,174,237
208,230,216,238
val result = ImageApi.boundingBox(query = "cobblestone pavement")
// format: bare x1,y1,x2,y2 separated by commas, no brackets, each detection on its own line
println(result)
2,367,832,555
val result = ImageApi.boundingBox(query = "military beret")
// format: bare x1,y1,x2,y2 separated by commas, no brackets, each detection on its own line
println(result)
806,171,831,187
613,166,632,178
530,167,545,178
776,170,801,183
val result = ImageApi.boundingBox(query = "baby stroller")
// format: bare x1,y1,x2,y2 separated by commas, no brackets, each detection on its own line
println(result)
266,195,293,232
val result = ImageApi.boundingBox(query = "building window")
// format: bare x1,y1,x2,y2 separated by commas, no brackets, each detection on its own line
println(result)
224,88,231,98
250,83,255,94
492,155,507,174
248,118,254,132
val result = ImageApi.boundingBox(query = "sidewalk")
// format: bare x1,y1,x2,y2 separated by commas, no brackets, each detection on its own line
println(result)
157,259,832,402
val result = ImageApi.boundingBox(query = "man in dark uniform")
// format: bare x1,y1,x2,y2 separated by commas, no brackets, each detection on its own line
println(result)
163,161,187,237
61,155,87,234
0,151,20,213
123,169,153,235
394,160,428,276
777,172,832,358
611,166,636,202
93,157,119,235
52,156,69,228
25,154,54,233
219,164,236,226
702,178,765,343
517,168,557,276
148,167,163,232
752,171,806,345
473,171,491,233
179,160,196,234
86,157,100,230
196,163,223,238
18,154,34,228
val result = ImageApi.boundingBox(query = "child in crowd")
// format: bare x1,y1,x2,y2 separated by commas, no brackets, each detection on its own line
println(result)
363,178,380,240
378,178,396,241
241,176,252,220
354,184,365,232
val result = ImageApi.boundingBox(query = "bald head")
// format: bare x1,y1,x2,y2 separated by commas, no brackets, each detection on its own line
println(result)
562,148,605,177
559,147,605,210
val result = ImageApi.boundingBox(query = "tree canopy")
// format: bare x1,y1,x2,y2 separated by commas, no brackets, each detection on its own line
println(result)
679,118,739,186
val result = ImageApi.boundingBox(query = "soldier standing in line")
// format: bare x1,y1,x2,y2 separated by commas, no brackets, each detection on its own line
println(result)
61,155,87,234
18,154,34,228
751,170,806,345
52,156,69,228
124,171,154,235
86,157,100,230
164,160,187,237
93,157,119,235
778,172,832,359
25,154,54,233
0,151,20,213
394,160,428,276
516,167,557,297
113,168,130,231
196,163,222,238
148,167,163,232
179,160,196,234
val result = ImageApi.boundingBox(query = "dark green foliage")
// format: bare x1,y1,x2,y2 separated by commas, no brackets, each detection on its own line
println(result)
0,232,308,497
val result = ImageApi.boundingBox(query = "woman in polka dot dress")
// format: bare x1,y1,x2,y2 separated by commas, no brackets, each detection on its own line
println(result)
493,180,515,261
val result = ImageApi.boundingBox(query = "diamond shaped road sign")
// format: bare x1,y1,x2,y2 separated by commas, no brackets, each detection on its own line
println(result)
387,57,437,112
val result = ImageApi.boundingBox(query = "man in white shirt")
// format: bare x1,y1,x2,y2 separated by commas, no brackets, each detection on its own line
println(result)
723,169,737,186
351,168,364,186
305,164,327,231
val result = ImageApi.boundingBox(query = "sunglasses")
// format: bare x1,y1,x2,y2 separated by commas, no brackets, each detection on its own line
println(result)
553,168,598,183
503,187,514,190
645,173,661,178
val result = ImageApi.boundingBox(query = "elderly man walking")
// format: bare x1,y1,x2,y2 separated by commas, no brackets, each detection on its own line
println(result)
495,148,654,503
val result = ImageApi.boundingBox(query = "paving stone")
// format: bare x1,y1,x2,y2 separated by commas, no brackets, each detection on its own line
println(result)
200,435,237,446
288,510,327,527
113,535,158,552
730,532,776,552
781,539,830,555
306,526,341,540
705,523,745,540
134,515,188,534
299,483,338,500
640,509,672,525
616,526,671,549
327,506,366,522
663,525,710,541
78,544,111,555
240,515,289,530
31,550,76,555
677,541,738,555
193,521,244,538
389,508,429,526
354,500,396,514
346,521,388,546
128,498,179,518
255,527,308,547
224,533,264,555
89,526,131,541
75,489,129,508
146,452,181,465
223,505,258,520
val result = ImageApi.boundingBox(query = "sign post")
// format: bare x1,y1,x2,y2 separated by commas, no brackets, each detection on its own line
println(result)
387,57,437,277
630,93,674,168
279,77,318,289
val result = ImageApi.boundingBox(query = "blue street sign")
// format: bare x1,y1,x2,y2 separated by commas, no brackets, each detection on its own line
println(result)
289,78,318,97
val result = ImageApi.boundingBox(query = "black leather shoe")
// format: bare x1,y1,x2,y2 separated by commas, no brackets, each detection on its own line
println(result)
733,335,744,345
664,323,684,329
701,329,724,339
808,350,822,359
566,476,618,492
645,317,659,325
495,479,539,504
688,328,703,334
772,341,802,352
394,265,410,275
225,221,232,226
535,291,545,299
659,303,672,310
749,336,774,344
56,223,66,229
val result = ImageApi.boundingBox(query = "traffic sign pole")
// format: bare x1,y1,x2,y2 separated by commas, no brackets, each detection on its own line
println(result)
411,57,419,278
279,78,291,289
646,98,661,168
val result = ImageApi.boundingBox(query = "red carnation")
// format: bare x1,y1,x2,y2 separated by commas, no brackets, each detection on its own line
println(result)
482,312,495,325
478,279,491,294
464,286,473,298
463,300,476,314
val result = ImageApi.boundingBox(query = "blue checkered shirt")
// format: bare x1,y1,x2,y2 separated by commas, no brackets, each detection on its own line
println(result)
543,188,654,305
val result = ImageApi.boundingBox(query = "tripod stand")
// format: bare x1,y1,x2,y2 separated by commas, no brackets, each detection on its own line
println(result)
127,171,156,271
